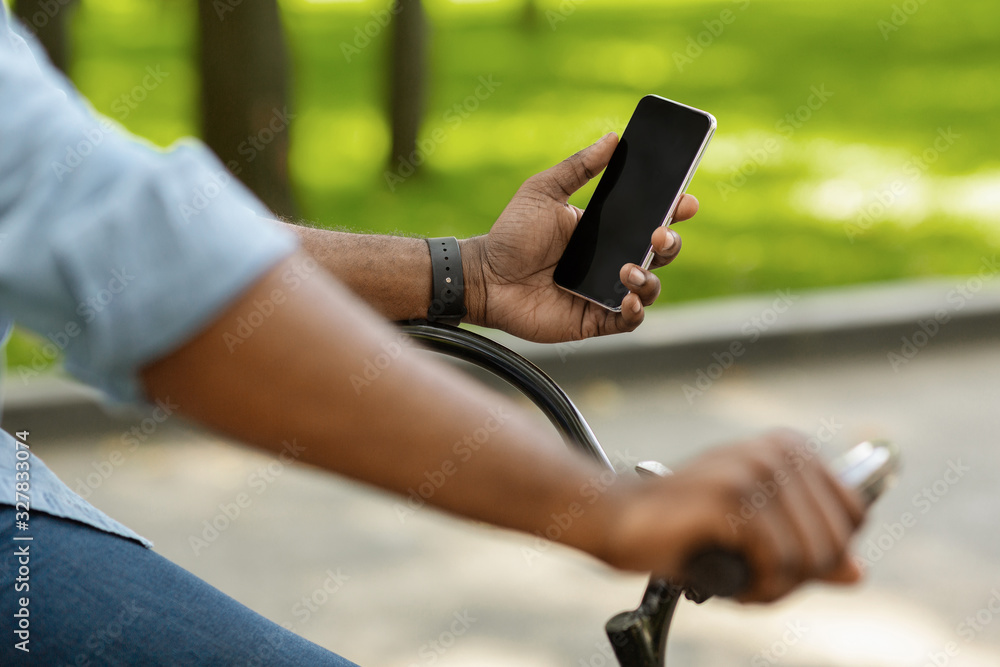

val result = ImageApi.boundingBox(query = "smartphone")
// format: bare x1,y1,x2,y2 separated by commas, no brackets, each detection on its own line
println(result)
553,95,716,311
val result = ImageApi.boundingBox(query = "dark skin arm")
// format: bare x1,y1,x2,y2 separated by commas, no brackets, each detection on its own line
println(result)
140,248,864,602
140,136,864,602
283,134,698,340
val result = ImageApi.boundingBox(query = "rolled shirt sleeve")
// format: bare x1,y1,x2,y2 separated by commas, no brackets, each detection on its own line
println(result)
0,14,299,404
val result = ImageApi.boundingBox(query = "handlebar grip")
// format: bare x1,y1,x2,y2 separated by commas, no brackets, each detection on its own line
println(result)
683,548,751,599
682,440,900,599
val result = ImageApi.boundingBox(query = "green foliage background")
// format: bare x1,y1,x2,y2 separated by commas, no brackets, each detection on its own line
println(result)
8,0,998,375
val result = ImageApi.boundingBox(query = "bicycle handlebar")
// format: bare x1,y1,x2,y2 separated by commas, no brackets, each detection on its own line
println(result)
681,439,900,599
397,321,901,667
399,321,615,471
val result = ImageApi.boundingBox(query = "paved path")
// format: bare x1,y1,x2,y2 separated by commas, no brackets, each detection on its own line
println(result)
22,334,1000,666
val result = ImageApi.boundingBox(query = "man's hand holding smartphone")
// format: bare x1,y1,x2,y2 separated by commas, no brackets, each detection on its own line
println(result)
460,132,700,343
554,95,715,311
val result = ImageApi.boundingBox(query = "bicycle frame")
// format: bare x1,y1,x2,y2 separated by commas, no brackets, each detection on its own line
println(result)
399,321,899,667
400,321,692,667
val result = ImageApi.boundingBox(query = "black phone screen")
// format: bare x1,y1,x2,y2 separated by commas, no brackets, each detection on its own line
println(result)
553,96,714,309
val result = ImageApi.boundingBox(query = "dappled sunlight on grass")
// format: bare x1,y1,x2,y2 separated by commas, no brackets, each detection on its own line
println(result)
6,0,995,371
293,109,389,190
793,169,1000,233
946,171,1000,226
551,40,681,90
58,0,1000,282
429,111,603,169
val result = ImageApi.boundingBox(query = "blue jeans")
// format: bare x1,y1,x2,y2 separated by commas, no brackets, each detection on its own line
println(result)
0,508,359,665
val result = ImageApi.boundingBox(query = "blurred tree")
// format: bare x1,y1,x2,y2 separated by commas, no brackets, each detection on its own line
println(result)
196,0,296,217
521,0,538,30
388,0,427,174
13,0,78,73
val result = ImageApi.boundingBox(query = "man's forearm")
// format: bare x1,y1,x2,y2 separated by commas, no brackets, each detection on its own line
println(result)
138,251,868,598
140,251,622,562
284,223,485,325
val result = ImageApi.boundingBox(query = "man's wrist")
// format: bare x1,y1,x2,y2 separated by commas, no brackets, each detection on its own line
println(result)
459,236,488,326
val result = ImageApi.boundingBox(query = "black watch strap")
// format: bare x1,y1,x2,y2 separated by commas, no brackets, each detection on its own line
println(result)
426,237,467,326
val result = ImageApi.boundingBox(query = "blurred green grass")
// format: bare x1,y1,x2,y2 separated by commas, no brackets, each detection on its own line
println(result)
8,0,999,375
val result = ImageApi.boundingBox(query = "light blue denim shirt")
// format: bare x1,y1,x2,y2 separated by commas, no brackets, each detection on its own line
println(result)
0,10,299,545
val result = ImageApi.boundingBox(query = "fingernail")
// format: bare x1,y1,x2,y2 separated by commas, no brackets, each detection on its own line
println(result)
628,267,646,286
631,297,642,314
661,231,677,253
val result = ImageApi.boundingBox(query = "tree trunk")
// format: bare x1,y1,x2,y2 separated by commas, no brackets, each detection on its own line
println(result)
196,0,296,217
388,0,428,174
13,0,77,73
521,0,538,30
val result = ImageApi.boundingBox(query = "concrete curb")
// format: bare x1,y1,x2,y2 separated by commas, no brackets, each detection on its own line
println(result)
1,373,138,440
5,276,999,437
488,276,1000,384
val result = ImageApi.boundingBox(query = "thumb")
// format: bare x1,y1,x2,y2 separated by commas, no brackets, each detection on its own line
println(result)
537,133,618,201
